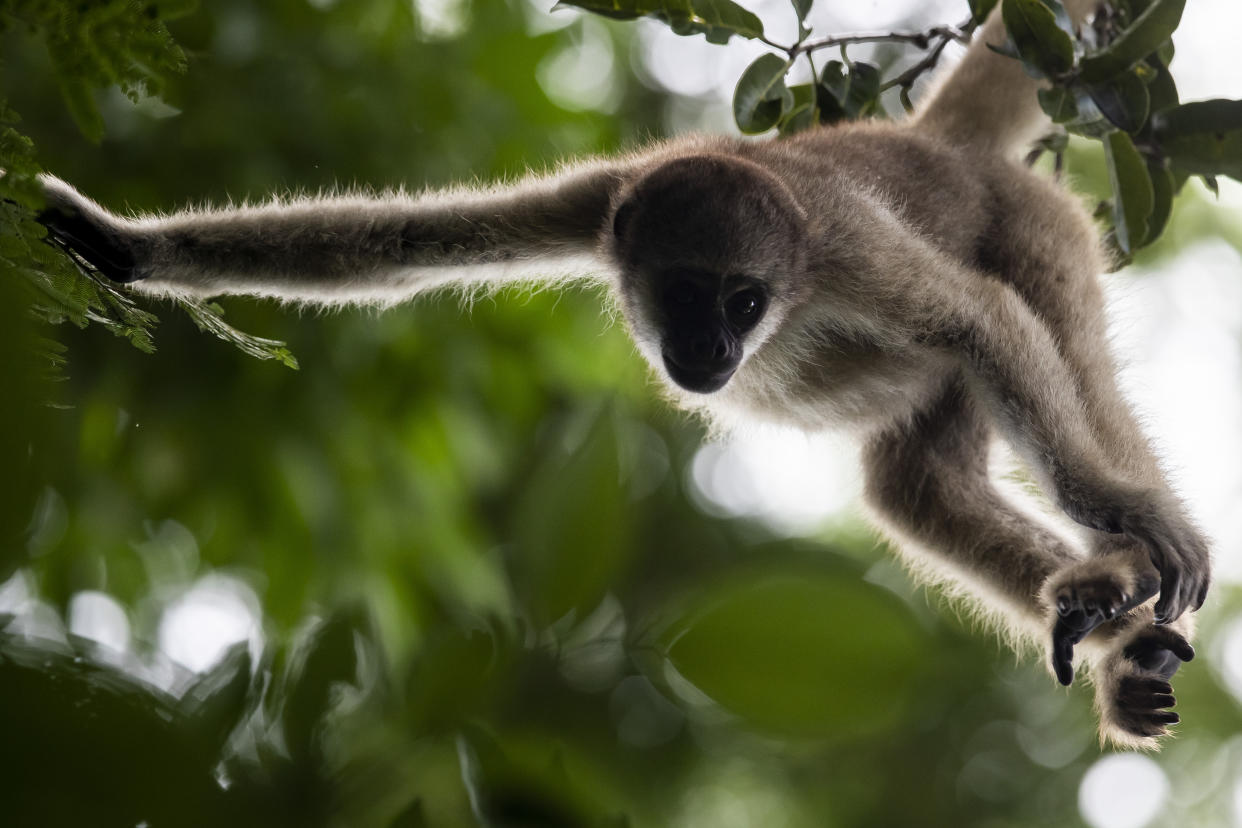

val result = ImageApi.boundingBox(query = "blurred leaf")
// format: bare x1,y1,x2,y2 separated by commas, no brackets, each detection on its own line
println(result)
1104,130,1154,253
389,798,429,828
1079,0,1185,82
1086,70,1150,132
1152,99,1242,180
733,53,793,134
555,0,764,44
1002,0,1075,78
659,572,924,738
155,0,200,19
969,0,1000,24
180,642,252,757
508,410,634,624
284,607,363,760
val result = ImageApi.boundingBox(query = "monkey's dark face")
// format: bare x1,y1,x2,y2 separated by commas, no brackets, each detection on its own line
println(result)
657,268,768,393
608,153,809,395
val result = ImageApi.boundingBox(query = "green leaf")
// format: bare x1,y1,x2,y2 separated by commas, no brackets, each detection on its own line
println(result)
1038,87,1078,123
1103,131,1155,253
1151,99,1242,181
658,572,924,738
814,60,881,123
781,83,818,133
790,0,812,38
179,298,299,368
1002,0,1075,78
1144,58,1179,117
1079,0,1185,82
1086,70,1150,133
843,61,881,116
1062,90,1115,137
1144,159,1175,244
778,102,817,135
969,0,1000,24
555,0,765,44
733,53,793,134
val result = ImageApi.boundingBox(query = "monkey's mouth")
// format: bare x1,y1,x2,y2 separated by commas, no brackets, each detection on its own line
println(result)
662,354,737,394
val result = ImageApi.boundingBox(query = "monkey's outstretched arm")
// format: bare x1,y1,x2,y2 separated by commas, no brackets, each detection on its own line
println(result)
38,161,635,304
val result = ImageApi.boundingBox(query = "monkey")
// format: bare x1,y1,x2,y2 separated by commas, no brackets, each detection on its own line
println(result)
34,1,1210,748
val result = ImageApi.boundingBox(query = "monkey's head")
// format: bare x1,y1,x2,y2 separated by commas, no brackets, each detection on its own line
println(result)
609,154,809,394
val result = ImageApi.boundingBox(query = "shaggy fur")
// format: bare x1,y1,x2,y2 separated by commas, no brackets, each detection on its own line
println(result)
38,1,1210,747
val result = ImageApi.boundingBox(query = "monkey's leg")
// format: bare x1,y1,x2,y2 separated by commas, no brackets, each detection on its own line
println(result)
863,375,1196,746
862,373,1080,637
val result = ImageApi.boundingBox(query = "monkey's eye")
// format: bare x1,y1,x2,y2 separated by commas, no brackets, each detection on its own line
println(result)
725,288,765,329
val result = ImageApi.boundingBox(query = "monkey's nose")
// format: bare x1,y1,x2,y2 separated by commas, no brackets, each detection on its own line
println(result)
688,331,732,363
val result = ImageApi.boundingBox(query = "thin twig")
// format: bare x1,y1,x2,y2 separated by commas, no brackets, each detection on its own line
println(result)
794,23,969,59
880,18,977,92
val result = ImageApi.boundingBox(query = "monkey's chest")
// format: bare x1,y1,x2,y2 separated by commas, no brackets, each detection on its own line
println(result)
712,339,950,432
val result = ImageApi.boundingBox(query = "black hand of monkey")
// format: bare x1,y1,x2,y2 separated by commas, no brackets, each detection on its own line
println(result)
1051,577,1158,686
1114,507,1211,625
1062,487,1211,626
37,203,139,283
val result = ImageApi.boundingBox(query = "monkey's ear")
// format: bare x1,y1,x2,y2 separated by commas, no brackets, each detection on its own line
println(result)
611,198,637,244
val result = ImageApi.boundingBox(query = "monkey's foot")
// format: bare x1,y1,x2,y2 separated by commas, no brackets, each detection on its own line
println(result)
1095,613,1195,748
1043,552,1159,686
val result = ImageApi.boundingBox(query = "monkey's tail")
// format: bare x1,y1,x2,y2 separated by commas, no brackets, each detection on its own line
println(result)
910,2,1091,159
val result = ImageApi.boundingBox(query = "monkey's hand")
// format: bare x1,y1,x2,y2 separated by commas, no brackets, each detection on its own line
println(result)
1060,484,1211,626
1093,609,1195,748
1044,549,1160,686
36,177,140,284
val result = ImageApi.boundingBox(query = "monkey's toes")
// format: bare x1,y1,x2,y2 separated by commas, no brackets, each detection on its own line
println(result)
1049,574,1159,686
1114,676,1180,738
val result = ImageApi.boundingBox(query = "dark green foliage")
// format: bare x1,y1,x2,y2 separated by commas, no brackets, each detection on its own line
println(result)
0,0,296,366
554,0,764,44
987,0,1238,251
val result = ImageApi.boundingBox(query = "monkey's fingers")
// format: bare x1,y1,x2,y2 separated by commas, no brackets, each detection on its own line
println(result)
1118,509,1211,625
1051,615,1088,686
37,203,138,284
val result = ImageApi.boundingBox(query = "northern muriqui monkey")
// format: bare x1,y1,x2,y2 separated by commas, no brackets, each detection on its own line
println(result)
37,0,1210,747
